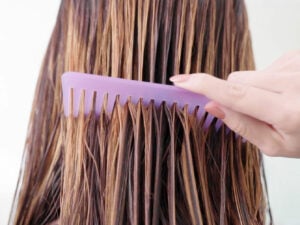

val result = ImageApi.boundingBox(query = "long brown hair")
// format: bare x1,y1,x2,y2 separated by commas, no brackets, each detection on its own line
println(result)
10,0,272,224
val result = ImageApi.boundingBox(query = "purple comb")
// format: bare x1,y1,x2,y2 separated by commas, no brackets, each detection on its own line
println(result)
62,72,222,129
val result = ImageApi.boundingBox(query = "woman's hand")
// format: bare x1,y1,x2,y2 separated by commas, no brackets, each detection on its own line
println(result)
170,51,300,158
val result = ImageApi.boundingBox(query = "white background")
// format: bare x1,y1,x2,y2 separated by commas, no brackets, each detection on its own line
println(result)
0,1,299,224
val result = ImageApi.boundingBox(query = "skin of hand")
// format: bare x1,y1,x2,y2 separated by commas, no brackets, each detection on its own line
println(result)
170,51,300,158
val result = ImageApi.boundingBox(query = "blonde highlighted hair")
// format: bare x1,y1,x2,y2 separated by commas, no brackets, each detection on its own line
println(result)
10,0,272,224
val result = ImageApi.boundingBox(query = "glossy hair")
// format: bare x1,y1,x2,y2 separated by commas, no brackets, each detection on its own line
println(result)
10,0,272,224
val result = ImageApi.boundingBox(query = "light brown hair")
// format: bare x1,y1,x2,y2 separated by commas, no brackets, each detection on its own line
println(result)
10,0,272,224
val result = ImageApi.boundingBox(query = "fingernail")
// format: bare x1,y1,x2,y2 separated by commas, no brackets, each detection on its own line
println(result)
169,74,190,83
205,103,225,119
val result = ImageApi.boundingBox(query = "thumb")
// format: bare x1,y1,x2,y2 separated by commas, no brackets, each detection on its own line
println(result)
205,101,282,156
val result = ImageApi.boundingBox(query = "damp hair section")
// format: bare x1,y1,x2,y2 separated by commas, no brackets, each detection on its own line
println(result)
9,0,273,224
61,92,266,224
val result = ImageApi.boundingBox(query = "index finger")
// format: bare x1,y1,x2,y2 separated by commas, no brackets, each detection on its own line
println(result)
171,73,284,125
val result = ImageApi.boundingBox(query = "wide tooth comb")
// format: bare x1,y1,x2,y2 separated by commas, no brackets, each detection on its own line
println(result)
62,72,222,129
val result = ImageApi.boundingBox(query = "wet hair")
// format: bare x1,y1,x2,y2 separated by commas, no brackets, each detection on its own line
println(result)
10,0,272,224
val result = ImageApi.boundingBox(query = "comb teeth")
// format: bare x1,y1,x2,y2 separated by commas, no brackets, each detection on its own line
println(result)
62,72,222,129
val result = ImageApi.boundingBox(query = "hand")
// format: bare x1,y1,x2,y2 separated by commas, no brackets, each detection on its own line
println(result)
170,51,300,158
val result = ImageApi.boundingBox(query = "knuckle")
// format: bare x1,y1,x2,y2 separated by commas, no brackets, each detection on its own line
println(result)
196,73,208,83
227,71,252,81
226,82,248,98
227,72,240,81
